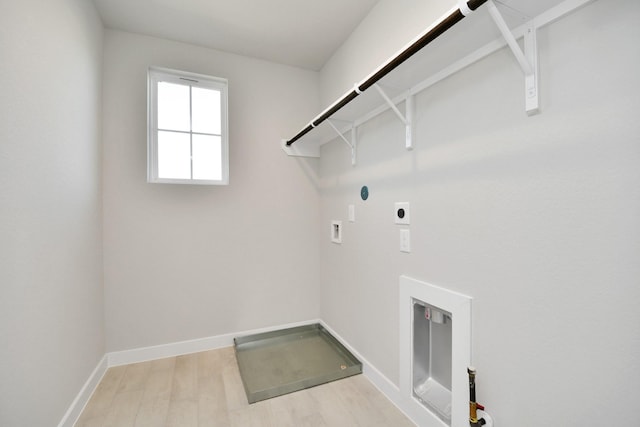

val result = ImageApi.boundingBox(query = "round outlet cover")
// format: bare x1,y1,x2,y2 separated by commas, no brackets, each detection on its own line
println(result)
360,186,369,201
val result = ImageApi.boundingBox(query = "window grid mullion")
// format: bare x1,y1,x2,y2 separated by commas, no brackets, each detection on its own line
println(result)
156,129,220,137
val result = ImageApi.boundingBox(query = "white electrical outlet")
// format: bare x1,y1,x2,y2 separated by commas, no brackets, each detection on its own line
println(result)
395,202,410,225
348,204,355,222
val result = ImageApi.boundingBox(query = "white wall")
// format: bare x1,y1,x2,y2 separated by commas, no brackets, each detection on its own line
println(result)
319,0,640,425
320,0,456,104
102,30,321,352
0,0,105,425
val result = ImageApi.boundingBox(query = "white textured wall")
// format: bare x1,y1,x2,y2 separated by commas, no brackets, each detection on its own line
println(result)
319,0,455,104
102,30,321,352
319,0,640,425
0,0,104,425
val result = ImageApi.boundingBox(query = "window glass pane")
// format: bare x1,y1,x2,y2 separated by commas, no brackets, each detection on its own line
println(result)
158,131,191,179
192,134,222,180
192,87,221,135
158,82,190,132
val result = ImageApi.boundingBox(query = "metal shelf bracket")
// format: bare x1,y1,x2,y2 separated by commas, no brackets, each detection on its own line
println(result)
373,84,415,150
327,119,357,166
487,0,539,115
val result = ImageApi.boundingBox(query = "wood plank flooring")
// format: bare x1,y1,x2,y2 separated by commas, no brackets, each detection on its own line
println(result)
75,347,415,427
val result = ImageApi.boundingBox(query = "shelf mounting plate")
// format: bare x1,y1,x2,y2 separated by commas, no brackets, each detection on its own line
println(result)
487,0,539,114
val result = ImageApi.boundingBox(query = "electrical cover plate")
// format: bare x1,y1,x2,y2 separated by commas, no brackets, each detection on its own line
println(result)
400,229,411,253
395,202,410,225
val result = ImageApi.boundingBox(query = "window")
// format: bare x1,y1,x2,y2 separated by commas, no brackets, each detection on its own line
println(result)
147,67,229,185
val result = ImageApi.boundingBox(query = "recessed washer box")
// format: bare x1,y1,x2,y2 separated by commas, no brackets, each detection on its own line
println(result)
400,275,472,427
395,202,410,225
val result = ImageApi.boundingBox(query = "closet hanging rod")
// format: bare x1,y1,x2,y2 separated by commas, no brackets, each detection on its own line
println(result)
285,0,488,147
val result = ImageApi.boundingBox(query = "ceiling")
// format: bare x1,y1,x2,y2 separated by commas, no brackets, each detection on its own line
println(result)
93,0,572,71
92,0,380,71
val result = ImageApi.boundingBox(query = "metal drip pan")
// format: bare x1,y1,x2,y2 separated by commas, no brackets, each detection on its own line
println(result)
234,324,362,403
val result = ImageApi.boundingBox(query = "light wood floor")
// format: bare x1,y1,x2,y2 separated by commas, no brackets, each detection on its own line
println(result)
75,347,415,427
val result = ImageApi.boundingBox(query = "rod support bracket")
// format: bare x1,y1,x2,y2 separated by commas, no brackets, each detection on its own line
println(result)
523,21,539,115
327,119,357,166
373,84,415,151
281,138,320,158
458,0,473,16
487,0,539,115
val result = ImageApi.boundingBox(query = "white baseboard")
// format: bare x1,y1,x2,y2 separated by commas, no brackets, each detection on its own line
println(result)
61,318,421,427
107,318,321,366
318,320,418,427
57,355,108,427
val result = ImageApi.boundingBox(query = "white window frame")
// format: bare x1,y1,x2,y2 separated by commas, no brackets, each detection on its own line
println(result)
147,67,229,185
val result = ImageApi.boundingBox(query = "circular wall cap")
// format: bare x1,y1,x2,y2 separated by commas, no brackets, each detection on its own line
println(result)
360,186,369,201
